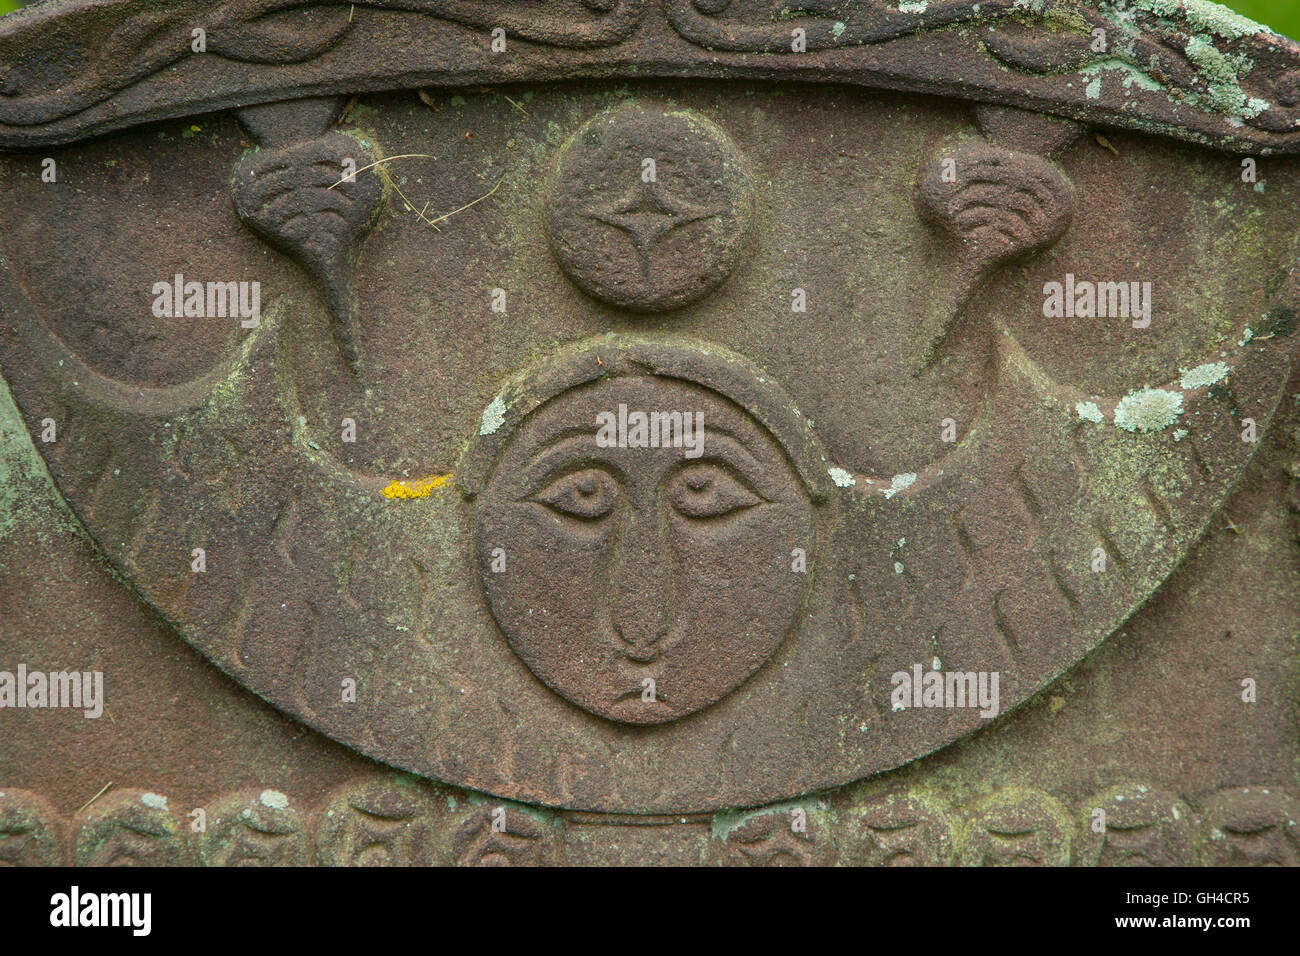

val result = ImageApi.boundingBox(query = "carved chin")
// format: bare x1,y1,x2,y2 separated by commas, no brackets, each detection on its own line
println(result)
516,639,779,726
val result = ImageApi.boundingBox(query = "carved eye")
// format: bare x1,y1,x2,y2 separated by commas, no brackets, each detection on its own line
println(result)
668,463,761,519
534,468,618,520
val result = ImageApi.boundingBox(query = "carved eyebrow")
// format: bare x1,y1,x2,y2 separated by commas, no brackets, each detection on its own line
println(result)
525,416,758,455
529,424,609,458
522,427,772,497
524,432,623,484
679,431,765,478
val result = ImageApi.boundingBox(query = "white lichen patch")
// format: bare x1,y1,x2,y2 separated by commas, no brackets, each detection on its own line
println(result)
1076,401,1105,424
1173,428,1189,442
259,789,289,810
1114,387,1185,433
898,1,928,12
141,793,168,810
884,473,918,499
1180,361,1229,389
828,466,856,488
479,394,507,436
894,561,905,575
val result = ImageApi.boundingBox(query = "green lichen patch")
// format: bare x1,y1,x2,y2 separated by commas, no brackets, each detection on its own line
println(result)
1184,35,1268,119
1080,60,1165,95
1131,0,1267,41
1095,0,1274,122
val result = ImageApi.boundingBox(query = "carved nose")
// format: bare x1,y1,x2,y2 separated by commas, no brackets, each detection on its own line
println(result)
609,506,670,662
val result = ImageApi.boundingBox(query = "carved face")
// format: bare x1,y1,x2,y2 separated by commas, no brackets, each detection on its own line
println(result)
475,375,814,724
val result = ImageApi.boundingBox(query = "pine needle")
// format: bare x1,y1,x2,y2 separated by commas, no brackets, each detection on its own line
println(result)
424,176,506,228
327,153,435,190
77,782,112,814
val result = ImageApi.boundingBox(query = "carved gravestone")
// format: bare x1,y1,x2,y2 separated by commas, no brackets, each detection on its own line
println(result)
0,0,1297,865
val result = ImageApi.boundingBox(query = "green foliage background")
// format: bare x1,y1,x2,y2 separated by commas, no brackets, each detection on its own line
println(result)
1229,1,1300,40
0,1,1295,46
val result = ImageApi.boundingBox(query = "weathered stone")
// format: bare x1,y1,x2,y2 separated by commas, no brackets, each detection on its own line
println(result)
197,790,311,867
0,0,1296,864
544,103,754,312
73,790,194,867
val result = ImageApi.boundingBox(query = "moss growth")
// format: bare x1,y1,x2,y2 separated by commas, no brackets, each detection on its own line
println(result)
1254,304,1296,339
711,798,821,842
0,376,78,555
